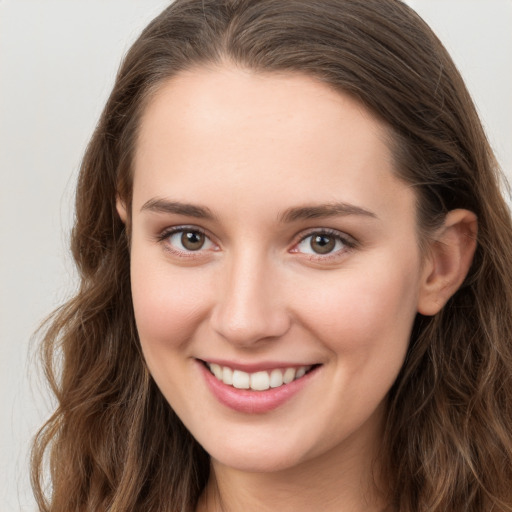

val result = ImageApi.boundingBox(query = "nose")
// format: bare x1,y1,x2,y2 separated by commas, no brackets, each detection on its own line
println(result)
209,251,291,347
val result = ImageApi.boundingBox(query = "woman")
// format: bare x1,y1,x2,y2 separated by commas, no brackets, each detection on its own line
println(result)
31,0,512,511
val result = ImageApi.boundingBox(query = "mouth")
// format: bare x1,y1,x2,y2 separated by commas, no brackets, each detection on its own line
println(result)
202,361,320,392
198,360,322,413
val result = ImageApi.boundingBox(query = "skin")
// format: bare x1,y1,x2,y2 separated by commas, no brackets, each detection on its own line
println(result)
117,66,477,511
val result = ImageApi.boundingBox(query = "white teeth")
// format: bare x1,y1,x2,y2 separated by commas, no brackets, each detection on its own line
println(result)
232,370,250,389
250,371,270,391
222,366,233,385
210,363,223,380
207,363,312,391
269,368,284,388
295,366,307,379
283,367,296,384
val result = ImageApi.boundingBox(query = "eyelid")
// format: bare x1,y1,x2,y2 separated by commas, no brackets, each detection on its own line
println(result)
155,225,356,260
156,224,207,241
156,225,219,255
290,228,357,258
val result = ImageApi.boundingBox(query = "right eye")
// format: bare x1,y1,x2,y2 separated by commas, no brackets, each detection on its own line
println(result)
160,227,216,254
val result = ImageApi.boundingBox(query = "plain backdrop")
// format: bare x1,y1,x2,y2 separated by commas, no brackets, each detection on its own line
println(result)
1,1,511,510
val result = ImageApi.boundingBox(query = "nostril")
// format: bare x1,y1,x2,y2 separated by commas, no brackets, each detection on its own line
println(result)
209,269,291,346
210,308,291,347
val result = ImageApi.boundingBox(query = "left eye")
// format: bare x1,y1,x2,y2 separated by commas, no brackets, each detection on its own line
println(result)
166,229,215,252
295,232,349,255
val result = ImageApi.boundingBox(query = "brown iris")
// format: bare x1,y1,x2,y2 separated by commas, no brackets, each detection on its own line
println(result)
181,230,205,251
310,234,336,254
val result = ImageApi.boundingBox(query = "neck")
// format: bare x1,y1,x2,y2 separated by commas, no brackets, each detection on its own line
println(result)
196,414,388,512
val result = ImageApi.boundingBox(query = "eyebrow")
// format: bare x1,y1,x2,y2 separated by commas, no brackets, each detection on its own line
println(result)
140,198,377,223
279,202,377,223
140,198,215,219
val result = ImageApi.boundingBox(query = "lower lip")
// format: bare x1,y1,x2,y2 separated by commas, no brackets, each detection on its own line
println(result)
199,361,319,414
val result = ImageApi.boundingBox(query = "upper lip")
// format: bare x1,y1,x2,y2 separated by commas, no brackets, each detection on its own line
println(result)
198,358,320,373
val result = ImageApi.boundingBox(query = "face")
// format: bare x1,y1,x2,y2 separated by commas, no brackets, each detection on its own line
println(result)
124,66,428,474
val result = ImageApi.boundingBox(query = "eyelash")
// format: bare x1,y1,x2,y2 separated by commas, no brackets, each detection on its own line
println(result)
156,225,218,257
156,226,356,260
292,228,357,261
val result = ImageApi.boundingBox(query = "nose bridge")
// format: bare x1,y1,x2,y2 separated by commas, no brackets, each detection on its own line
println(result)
210,245,290,346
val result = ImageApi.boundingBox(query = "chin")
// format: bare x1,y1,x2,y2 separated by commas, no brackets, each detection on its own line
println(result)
209,446,306,474
195,426,320,474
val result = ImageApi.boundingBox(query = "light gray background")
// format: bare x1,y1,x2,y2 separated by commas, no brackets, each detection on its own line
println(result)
1,1,511,510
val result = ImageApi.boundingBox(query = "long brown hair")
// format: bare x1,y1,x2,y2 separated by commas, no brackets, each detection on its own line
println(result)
31,1,512,510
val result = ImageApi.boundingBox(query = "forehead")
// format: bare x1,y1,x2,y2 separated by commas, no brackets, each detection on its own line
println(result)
135,66,389,165
132,66,413,224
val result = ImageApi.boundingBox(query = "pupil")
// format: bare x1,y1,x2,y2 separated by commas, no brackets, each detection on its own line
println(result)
181,231,204,250
311,235,335,254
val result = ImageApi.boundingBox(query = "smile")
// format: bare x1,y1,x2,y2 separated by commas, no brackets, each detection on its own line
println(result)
200,360,321,414
206,362,313,391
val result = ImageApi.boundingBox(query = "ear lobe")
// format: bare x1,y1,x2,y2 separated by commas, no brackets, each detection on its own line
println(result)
116,196,128,223
417,209,477,316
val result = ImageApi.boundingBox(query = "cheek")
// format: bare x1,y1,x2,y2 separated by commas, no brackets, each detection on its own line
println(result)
294,256,421,362
130,249,212,358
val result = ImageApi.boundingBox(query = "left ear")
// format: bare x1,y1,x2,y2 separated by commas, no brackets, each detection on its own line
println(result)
417,209,478,316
